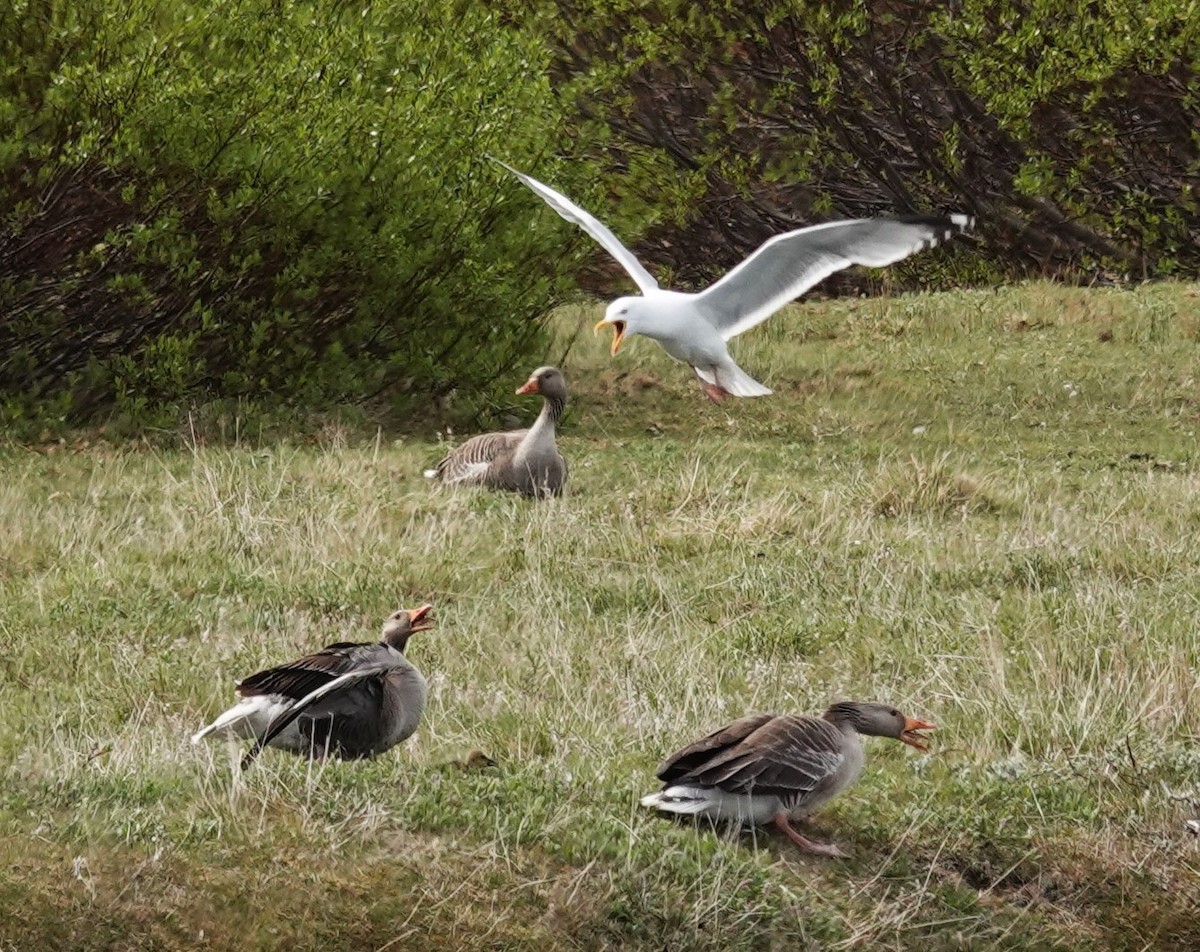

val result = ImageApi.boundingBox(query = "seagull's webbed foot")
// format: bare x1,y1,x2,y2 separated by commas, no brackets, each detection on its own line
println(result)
773,812,851,859
694,377,729,402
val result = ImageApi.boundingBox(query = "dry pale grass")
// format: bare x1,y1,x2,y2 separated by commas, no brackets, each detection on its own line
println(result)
4,281,1200,950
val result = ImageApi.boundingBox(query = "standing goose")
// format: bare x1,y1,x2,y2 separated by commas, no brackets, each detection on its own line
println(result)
640,702,935,857
496,160,973,399
425,366,568,498
191,605,434,770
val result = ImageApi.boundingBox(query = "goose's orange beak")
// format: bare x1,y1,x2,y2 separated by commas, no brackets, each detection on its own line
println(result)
594,318,626,355
516,377,540,395
406,604,435,633
900,717,935,751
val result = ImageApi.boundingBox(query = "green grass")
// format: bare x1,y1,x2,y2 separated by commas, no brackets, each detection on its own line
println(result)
3,281,1200,950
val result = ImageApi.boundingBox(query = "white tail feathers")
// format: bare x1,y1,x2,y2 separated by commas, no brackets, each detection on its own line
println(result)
694,363,772,398
716,363,773,398
422,468,439,479
641,785,780,824
191,695,283,745
639,788,710,815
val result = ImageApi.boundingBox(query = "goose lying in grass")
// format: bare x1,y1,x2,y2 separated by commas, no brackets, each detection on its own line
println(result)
641,701,935,857
496,159,973,400
425,366,568,498
191,605,434,770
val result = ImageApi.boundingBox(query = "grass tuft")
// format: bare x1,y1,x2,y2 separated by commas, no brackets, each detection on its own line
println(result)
867,453,1011,517
4,281,1200,949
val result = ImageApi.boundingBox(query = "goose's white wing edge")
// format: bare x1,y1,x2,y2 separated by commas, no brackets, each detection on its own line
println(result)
493,158,659,295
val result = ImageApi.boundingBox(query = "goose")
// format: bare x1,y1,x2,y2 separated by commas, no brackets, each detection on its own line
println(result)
424,366,568,498
191,605,434,770
640,701,935,857
496,160,974,399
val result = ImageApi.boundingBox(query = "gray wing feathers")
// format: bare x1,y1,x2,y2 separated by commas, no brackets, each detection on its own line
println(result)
664,714,845,797
750,718,845,793
240,661,393,770
434,431,524,485
656,713,776,781
695,215,975,341
235,644,368,700
494,159,660,295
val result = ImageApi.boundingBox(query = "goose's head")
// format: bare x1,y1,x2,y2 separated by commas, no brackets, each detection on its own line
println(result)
515,366,568,403
381,604,435,653
823,701,936,751
594,297,650,356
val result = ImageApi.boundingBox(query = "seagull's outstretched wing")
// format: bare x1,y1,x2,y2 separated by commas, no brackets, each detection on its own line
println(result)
693,215,974,341
239,662,391,770
494,159,659,295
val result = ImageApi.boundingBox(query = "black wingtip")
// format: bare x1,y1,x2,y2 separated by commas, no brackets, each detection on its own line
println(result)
949,213,977,233
894,213,975,233
240,743,265,771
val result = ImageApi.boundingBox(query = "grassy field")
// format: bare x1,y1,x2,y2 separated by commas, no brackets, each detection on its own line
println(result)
3,281,1200,950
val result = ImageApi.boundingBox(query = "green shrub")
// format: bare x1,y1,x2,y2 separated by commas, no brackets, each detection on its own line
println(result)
0,0,583,427
523,0,1200,289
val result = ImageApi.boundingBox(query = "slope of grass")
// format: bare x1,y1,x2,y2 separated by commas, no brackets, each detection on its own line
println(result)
3,281,1200,949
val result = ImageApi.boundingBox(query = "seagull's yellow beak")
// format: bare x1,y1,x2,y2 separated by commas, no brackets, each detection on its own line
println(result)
594,318,626,356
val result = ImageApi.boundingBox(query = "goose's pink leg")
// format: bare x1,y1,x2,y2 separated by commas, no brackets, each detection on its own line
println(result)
773,812,850,858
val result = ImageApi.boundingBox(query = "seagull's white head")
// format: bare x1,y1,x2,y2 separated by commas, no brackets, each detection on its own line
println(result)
594,296,646,356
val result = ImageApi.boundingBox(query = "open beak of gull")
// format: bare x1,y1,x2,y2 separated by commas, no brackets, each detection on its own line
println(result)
900,717,935,751
406,604,435,633
593,318,626,356
516,377,540,395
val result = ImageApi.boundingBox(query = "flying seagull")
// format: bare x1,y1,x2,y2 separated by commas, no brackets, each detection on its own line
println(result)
496,160,974,399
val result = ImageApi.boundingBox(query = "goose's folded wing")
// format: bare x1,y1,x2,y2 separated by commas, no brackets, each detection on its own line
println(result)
678,715,845,797
434,431,524,485
655,713,777,782
240,661,393,770
494,159,659,295
694,215,974,341
236,643,371,702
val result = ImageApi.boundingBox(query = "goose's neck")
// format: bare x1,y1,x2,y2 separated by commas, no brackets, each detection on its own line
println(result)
399,668,428,736
522,394,565,446
821,705,863,735
386,664,428,743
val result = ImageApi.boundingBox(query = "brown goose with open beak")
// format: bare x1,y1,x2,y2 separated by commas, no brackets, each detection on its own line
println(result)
424,366,568,499
640,701,935,858
191,605,434,770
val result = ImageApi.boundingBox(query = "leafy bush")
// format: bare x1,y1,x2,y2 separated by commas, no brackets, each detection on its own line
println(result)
0,0,582,426
526,0,1200,289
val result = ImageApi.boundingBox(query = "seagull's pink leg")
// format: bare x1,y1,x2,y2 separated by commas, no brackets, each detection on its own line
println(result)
691,367,729,402
773,812,850,858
